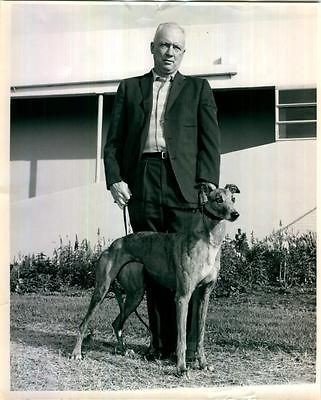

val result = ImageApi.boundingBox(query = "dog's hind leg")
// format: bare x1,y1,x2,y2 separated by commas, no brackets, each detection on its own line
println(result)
71,283,109,360
71,252,116,360
112,262,145,354
71,242,136,360
112,283,126,354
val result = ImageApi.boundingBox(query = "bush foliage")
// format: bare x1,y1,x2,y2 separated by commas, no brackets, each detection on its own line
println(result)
10,227,316,295
10,230,109,294
216,227,316,296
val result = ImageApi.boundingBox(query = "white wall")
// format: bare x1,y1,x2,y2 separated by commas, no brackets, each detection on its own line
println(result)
9,3,317,259
221,140,316,237
10,139,316,259
11,4,317,88
10,182,123,259
211,18,317,88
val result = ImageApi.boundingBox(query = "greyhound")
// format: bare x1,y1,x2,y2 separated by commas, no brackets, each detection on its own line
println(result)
71,184,240,376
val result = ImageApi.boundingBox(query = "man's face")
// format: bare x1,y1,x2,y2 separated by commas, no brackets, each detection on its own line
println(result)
151,26,185,76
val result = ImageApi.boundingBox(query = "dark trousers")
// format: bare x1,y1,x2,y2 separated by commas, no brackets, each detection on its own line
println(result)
128,156,203,355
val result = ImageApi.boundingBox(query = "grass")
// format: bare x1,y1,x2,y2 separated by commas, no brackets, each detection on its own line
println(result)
10,289,316,391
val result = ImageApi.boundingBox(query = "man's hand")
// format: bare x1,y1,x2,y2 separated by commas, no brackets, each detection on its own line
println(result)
204,182,217,192
197,182,217,193
110,181,132,209
197,182,217,206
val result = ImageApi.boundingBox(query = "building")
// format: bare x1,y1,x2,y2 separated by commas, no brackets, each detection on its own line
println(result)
9,3,317,259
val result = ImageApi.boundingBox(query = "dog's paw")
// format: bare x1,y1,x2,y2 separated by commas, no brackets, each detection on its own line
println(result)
114,345,126,355
143,349,162,361
186,359,199,370
83,329,95,343
70,351,82,361
198,357,208,370
124,349,136,358
176,366,190,379
199,362,208,370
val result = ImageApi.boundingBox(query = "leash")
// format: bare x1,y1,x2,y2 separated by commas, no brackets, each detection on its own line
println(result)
121,205,151,333
122,185,214,235
121,186,211,234
122,205,132,236
198,183,209,226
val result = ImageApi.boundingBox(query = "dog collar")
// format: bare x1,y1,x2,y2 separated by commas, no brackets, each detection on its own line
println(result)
201,204,222,221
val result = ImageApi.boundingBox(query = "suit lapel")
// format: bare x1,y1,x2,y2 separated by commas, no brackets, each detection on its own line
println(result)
165,72,186,113
139,72,153,114
137,72,153,157
139,71,186,114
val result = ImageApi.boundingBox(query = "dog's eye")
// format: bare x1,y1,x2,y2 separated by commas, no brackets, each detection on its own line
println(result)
232,196,235,203
215,195,223,203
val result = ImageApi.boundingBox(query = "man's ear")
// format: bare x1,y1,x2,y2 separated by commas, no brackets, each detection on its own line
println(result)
150,42,155,54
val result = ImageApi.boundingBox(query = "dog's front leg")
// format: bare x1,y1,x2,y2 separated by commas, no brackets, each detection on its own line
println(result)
196,282,214,369
175,293,191,377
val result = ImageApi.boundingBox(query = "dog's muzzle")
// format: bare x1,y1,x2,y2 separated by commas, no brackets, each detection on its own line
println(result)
230,211,240,221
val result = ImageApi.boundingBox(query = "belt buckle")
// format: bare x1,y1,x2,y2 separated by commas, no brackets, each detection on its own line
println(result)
161,151,168,160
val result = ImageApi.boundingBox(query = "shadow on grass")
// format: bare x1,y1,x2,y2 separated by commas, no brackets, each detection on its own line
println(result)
213,337,299,353
11,326,148,359
11,324,300,361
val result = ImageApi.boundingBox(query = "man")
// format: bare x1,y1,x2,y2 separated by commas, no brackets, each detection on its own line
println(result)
104,22,220,360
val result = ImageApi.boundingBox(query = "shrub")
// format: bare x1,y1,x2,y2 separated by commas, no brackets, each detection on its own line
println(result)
10,228,316,295
215,228,316,296
10,253,59,293
215,236,245,296
10,230,110,294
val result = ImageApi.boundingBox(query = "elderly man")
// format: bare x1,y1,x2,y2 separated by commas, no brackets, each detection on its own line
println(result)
104,22,220,360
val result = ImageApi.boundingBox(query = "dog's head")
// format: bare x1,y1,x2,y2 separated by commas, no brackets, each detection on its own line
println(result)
199,184,240,222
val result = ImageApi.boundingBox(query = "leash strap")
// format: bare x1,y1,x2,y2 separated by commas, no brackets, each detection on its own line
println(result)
123,206,128,235
122,205,132,235
121,205,150,332
122,185,210,235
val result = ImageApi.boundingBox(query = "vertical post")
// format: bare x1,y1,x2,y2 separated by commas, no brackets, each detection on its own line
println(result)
275,88,279,141
95,94,104,183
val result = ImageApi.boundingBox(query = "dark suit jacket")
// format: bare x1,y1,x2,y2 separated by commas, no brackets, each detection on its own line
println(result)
104,71,220,204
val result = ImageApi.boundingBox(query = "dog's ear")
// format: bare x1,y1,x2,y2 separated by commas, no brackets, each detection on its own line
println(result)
225,184,240,194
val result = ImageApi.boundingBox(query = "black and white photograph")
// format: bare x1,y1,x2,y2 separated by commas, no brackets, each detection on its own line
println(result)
2,0,318,398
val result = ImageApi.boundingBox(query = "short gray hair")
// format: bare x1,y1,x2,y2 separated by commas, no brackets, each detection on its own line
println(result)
153,22,185,42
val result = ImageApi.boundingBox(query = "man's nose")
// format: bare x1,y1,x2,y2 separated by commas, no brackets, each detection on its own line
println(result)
165,45,174,56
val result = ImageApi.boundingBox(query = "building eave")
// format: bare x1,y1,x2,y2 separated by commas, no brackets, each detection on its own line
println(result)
10,66,237,98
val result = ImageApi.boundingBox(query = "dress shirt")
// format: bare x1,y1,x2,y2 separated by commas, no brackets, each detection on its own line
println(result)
143,71,176,153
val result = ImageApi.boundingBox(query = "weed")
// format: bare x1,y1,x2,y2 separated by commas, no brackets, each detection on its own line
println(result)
10,228,316,295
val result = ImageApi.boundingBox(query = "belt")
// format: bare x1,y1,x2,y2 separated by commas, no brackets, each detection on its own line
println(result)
142,151,168,160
